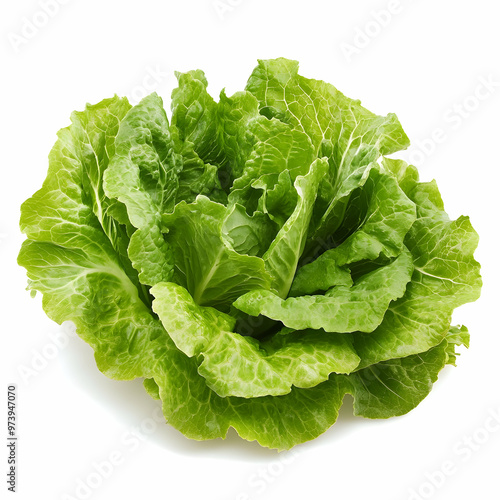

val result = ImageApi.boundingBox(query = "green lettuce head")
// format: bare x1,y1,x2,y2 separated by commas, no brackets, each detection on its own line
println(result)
18,58,482,450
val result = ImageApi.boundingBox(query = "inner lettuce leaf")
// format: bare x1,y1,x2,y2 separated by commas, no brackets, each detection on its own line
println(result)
103,93,223,287
161,195,272,309
18,58,482,450
245,58,411,249
234,249,413,333
261,158,328,298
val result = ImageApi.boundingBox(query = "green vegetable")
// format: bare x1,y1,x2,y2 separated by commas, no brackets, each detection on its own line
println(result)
18,58,482,450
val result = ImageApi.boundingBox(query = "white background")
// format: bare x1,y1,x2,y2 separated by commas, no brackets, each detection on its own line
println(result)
1,1,499,499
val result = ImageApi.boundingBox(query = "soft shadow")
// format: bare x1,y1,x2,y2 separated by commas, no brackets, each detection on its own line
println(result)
61,337,280,462
62,335,389,460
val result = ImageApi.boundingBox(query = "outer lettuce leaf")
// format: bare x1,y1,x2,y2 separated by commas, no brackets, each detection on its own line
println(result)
444,325,470,366
152,346,350,450
19,239,165,379
18,97,162,378
151,282,360,397
150,326,461,450
351,180,481,368
19,97,139,290
68,97,133,253
347,338,449,418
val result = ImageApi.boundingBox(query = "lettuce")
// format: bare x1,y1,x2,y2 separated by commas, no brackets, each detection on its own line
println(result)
18,58,482,450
